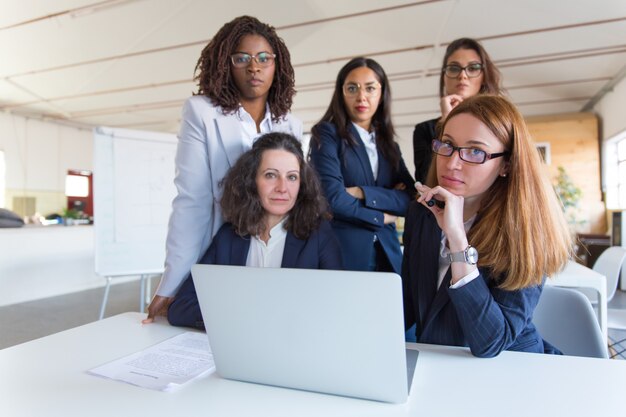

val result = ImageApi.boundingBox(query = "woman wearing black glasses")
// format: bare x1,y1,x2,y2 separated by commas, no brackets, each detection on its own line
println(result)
309,57,414,275
144,16,302,323
412,38,503,183
403,95,572,357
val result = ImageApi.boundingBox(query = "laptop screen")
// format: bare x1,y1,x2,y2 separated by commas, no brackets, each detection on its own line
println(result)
191,264,414,403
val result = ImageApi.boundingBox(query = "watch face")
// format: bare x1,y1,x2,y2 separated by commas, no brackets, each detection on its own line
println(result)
467,246,479,264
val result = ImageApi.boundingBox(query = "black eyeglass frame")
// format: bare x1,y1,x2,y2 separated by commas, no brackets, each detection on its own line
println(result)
431,139,508,164
442,63,484,79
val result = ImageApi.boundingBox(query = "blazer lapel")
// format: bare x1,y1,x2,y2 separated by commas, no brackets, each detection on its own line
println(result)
375,149,392,186
423,267,452,328
417,225,442,328
281,232,305,268
422,268,452,335
348,124,376,185
417,265,437,328
214,113,245,168
230,234,251,266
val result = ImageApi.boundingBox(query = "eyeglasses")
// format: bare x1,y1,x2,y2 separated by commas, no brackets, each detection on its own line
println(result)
342,81,381,98
432,139,508,164
443,63,483,78
230,52,276,68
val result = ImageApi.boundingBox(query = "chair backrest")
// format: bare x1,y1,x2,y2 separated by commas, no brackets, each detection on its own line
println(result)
592,246,626,301
534,285,608,358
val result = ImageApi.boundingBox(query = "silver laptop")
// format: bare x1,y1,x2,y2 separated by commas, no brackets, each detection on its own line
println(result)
191,264,417,403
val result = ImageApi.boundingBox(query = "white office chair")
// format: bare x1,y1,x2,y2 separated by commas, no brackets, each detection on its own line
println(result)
593,246,626,303
534,285,608,359
602,246,626,331
575,247,626,328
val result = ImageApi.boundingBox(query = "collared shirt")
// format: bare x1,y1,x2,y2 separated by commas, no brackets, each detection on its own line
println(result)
237,103,273,151
246,218,288,268
438,215,479,289
352,122,378,180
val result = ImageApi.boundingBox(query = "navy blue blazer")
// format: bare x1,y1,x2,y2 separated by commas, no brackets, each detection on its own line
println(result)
168,220,343,329
402,202,560,357
309,122,415,274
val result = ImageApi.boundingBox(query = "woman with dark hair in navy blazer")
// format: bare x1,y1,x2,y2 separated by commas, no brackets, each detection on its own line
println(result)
309,57,414,275
169,132,343,329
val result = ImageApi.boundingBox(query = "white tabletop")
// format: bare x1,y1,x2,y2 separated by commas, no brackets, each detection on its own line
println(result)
1,312,625,417
549,260,608,338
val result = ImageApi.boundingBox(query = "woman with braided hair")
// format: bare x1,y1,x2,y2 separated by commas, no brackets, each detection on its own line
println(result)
144,16,302,323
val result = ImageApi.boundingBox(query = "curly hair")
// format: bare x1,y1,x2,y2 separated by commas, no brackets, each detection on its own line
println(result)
310,57,401,170
220,132,328,240
194,16,295,121
438,38,503,98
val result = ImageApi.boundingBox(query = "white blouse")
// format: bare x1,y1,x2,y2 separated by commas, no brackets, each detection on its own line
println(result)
246,218,288,268
352,122,378,180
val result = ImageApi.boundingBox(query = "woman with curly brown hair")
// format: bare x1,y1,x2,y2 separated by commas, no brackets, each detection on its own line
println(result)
144,16,302,323
167,132,342,329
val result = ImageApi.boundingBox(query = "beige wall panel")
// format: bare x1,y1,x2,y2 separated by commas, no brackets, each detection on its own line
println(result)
526,113,605,234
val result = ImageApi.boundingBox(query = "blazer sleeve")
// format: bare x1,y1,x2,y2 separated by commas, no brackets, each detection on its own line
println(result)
167,225,221,329
158,97,215,297
447,275,543,358
361,147,415,215
309,123,385,229
413,119,438,183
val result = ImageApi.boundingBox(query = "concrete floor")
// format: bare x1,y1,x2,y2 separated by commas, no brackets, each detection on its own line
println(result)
0,277,157,350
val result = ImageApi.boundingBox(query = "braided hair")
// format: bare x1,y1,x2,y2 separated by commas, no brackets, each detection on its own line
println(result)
194,15,295,121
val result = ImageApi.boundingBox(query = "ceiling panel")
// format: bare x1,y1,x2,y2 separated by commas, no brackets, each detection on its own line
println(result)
0,0,625,135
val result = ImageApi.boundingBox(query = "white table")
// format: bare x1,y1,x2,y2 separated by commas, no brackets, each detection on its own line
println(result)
0,225,101,306
1,312,625,417
549,260,608,339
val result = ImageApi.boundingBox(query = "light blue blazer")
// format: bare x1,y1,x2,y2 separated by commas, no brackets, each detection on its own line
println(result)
157,95,302,296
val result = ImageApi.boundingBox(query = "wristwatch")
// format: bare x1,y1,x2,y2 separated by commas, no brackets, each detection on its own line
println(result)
448,245,479,265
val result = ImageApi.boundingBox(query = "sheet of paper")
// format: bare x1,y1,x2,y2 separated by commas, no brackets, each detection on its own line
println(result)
88,332,215,392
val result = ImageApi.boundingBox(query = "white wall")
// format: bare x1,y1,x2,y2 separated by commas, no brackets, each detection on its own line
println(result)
593,75,626,143
396,126,416,180
0,112,92,215
593,75,626,210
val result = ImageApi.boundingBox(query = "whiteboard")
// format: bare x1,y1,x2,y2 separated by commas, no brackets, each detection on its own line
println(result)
93,127,177,277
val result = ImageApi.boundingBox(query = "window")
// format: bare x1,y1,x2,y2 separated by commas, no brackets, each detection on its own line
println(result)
0,150,5,208
618,138,626,208
605,130,626,209
65,174,89,197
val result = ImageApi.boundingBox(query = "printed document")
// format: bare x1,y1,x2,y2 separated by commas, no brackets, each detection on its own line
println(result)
88,332,215,391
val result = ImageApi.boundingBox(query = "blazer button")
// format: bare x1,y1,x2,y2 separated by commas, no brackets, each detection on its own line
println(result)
372,199,377,206
374,217,379,223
